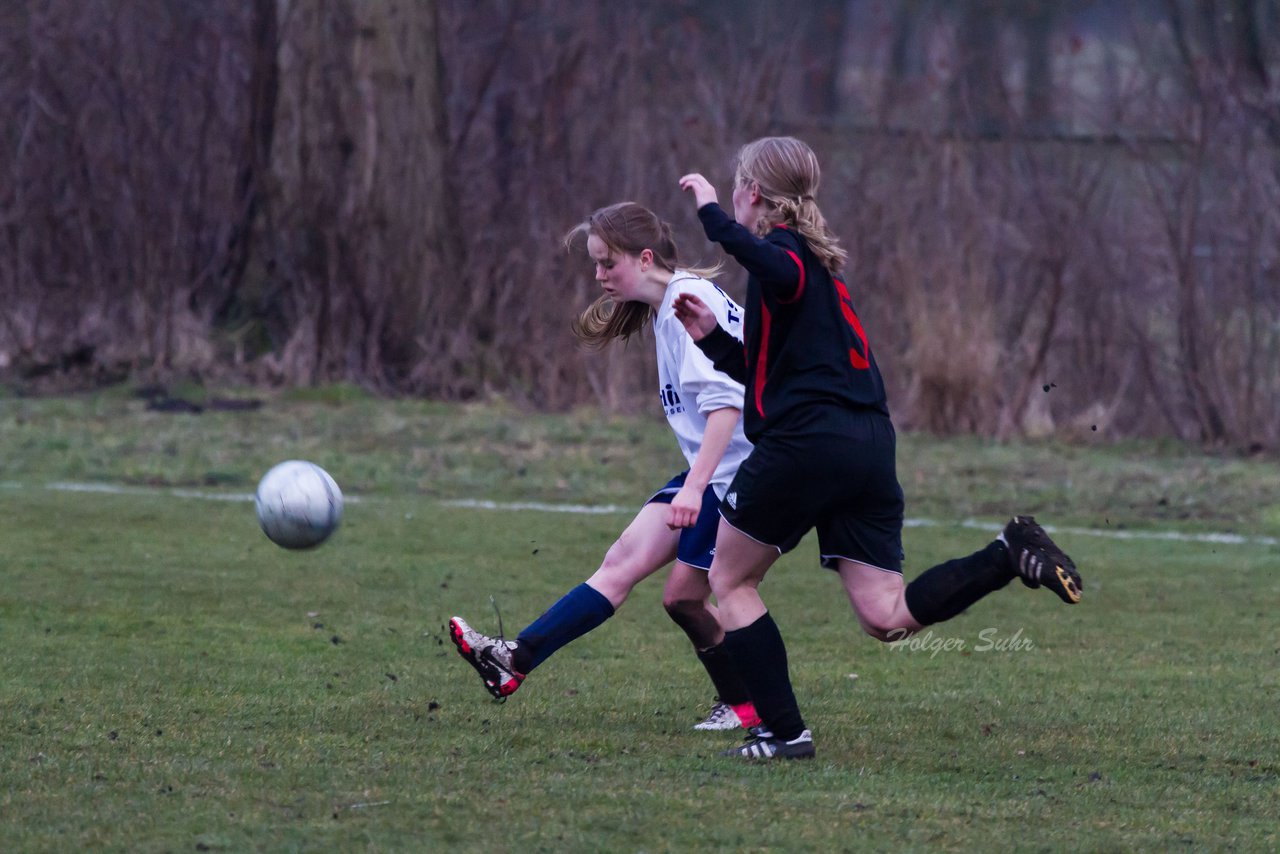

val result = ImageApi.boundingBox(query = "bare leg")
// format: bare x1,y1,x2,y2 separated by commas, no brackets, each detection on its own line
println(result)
662,561,721,649
585,502,680,607
706,518,780,630
511,503,678,674
836,559,923,641
664,559,758,724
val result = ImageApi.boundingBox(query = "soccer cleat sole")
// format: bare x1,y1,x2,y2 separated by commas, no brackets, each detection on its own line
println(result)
693,720,742,731
1052,564,1083,604
448,619,473,654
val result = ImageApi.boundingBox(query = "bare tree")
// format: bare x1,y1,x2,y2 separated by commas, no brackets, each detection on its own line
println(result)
2,0,1278,450
255,0,454,389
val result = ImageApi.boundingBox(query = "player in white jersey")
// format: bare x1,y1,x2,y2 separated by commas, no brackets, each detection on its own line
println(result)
654,270,753,499
449,201,760,732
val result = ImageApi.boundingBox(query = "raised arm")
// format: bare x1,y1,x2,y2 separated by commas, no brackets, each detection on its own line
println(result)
696,203,803,301
678,172,803,299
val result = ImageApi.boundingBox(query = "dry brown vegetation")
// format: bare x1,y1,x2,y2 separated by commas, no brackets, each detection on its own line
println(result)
2,0,1278,449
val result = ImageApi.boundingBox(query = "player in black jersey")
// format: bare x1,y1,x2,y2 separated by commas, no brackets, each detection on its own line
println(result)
675,136,1083,761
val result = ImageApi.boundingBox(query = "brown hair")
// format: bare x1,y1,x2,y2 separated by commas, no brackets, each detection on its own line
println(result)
564,202,718,350
734,136,847,274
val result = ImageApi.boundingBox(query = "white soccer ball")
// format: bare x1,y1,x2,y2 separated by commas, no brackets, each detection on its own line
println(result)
254,460,344,549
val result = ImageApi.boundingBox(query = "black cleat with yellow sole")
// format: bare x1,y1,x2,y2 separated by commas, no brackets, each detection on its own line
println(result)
1002,515,1083,604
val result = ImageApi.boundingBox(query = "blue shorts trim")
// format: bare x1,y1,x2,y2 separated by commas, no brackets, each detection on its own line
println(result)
645,472,723,571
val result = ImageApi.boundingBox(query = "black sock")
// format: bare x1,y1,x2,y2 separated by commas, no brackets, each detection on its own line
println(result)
722,612,805,740
904,541,1014,626
695,643,751,707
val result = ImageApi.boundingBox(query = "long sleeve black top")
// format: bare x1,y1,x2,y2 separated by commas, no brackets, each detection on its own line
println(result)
693,202,888,441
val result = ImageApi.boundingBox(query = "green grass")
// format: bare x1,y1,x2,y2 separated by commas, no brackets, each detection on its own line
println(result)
1,390,1278,851
4,387,1279,534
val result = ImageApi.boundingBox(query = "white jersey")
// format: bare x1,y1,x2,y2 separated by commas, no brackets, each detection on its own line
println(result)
654,271,753,499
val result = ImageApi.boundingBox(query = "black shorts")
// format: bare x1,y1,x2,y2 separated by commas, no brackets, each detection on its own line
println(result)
719,406,905,572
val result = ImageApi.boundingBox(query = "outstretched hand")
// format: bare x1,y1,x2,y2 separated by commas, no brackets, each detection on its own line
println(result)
673,293,718,342
678,173,718,209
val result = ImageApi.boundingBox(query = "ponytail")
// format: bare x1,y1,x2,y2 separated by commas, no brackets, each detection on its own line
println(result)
571,297,650,351
735,136,847,274
765,197,847,274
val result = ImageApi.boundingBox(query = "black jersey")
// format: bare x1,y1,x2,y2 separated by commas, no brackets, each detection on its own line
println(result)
693,202,888,440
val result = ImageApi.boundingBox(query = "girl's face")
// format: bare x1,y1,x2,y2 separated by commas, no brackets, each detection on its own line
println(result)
586,234,650,303
732,172,761,226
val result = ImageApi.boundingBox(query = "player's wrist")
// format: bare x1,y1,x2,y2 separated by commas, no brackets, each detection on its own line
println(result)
683,475,711,493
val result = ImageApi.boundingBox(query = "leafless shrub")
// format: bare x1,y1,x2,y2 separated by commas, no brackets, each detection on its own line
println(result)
0,1,256,383
429,0,795,410
2,0,1278,451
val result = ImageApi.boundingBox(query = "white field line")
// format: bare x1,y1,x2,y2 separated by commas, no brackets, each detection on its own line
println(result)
44,481,257,502
905,516,1278,547
39,481,363,504
10,481,1276,547
443,498,627,515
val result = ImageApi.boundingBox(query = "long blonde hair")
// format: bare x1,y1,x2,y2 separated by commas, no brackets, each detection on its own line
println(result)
565,202,719,350
734,136,847,274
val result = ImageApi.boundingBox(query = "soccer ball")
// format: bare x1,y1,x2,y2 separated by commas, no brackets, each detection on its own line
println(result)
254,460,344,549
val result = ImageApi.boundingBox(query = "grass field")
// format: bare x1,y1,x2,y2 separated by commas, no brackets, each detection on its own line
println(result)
2,389,1278,852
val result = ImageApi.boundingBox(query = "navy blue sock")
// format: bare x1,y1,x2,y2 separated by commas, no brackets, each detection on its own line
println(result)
904,541,1014,626
514,583,615,673
722,612,806,741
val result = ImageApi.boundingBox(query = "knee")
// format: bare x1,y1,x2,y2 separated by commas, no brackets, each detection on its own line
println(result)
707,566,742,601
599,535,632,570
662,593,706,623
595,534,647,582
854,601,915,643
586,546,636,605
864,619,912,643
